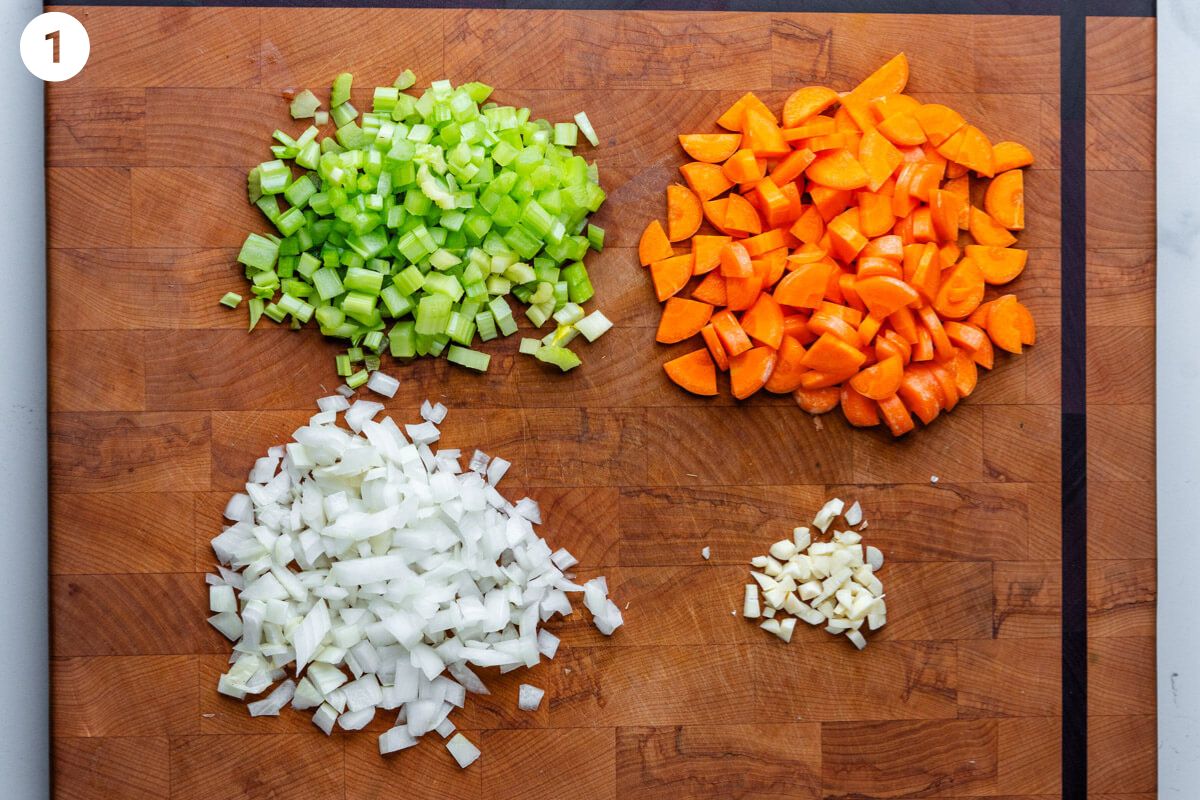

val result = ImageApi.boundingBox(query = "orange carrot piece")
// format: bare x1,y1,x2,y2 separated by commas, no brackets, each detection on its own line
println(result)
807,149,871,191
928,360,960,411
774,260,832,309
783,312,817,345
737,229,787,260
650,254,694,301
667,184,703,242
984,169,1025,230
944,320,987,353
719,241,754,278
953,125,995,177
743,106,791,157
764,335,809,393
781,116,838,142
724,193,763,236
841,383,881,426
855,275,920,318
810,186,855,222
912,325,934,361
908,243,941,304
917,304,955,361
878,393,915,436
933,257,986,319
804,132,861,153
834,104,862,133
838,273,865,312
952,349,979,396
913,103,966,147
1014,300,1037,345
716,92,776,132
844,52,909,109
663,349,718,396
691,270,727,306
859,128,904,192
730,346,777,400
753,177,792,229
858,192,896,239
781,86,839,127
965,244,1028,285
700,323,730,371
800,332,867,374
691,234,731,275
861,234,903,262
909,207,936,243
967,300,994,329
969,206,1018,247
939,243,960,268
888,306,920,345
856,257,902,279
638,220,674,266
758,249,788,290
725,272,763,312
931,189,966,242
702,198,730,233
848,355,903,400
794,385,842,414
857,313,884,346
870,93,920,121
808,313,861,347
991,141,1035,172
655,297,713,343
711,309,753,357
778,180,805,223
770,148,817,186
898,366,941,424
827,208,869,263
985,294,1024,354
877,329,912,365
877,112,927,146
722,149,764,184
789,205,826,244
678,133,742,163
679,162,735,202
815,299,863,327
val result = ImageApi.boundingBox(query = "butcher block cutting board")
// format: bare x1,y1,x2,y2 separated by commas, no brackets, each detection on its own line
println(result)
46,5,1156,798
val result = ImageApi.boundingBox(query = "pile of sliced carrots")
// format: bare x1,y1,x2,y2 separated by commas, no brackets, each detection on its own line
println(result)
640,53,1036,436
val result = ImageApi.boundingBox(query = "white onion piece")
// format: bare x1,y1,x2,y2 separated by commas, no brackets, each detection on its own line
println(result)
248,679,295,717
435,717,456,738
517,684,544,711
446,733,480,768
380,726,418,754
844,501,863,527
366,371,400,399
701,546,711,560
866,546,884,571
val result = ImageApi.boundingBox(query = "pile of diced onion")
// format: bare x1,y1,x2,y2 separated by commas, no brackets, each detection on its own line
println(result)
207,398,623,763
742,498,886,650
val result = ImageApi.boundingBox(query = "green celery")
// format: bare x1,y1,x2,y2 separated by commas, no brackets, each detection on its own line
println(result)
446,345,490,372
219,292,243,309
533,345,581,372
248,298,265,330
347,368,369,389
331,72,353,107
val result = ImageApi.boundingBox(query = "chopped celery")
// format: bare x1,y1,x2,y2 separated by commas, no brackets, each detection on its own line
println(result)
347,368,369,388
219,292,243,309
231,69,608,374
447,345,490,372
575,309,613,342
519,337,542,355
335,354,352,376
534,345,581,372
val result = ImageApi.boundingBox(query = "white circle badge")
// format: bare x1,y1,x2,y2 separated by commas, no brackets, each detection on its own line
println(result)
20,12,89,82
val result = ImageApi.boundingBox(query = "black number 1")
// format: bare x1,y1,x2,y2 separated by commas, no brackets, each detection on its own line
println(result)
45,29,60,63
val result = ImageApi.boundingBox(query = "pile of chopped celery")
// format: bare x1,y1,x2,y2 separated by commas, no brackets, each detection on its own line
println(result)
233,70,611,384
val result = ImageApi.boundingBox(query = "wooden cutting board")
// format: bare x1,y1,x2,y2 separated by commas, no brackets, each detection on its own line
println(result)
46,6,1156,798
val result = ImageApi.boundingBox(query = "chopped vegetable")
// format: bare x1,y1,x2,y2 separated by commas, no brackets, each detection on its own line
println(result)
220,292,243,309
231,71,610,376
208,399,622,762
640,53,1036,435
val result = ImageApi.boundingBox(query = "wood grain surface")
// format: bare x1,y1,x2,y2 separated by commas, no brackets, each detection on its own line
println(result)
45,7,1155,798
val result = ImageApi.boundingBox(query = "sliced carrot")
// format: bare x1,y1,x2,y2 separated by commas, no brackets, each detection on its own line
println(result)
663,349,718,396
861,234,903,261
655,297,713,343
782,116,837,142
702,198,730,233
952,349,978,396
774,260,832,309
740,292,785,349
711,309,753,357
898,366,941,424
850,355,903,400
789,204,825,244
953,125,995,177
928,360,960,411
841,383,881,426
943,320,988,354
985,294,1024,354
913,103,966,147
743,106,791,157
877,112,926,147
888,305,920,345
754,177,793,229
857,256,901,280
679,133,743,163
638,220,674,266
846,52,909,107
782,86,839,127
907,242,941,304
858,128,903,192
691,234,731,275
939,243,960,268
738,228,789,259
667,184,703,242
838,273,865,312
967,300,994,329
758,248,788,290
804,132,861,152
818,300,863,327
855,275,920,318
984,169,1024,230
650,254,694,301
912,325,934,361
810,186,855,222
722,149,764,185
783,312,817,345
968,206,1018,247
726,272,763,312
917,304,954,361
946,161,969,180
719,241,754,278
700,323,730,371
965,244,1027,285
931,188,966,242
878,329,913,365
1014,300,1037,345
716,92,777,131
870,93,920,121
834,104,862,133
730,346,777,400
858,192,896,238
764,335,808,393
800,332,867,374
877,393,915,436
910,208,936,244
991,141,1035,172
827,208,869,263
794,385,842,414
907,162,942,203
691,270,727,306
808,312,861,346
766,151,813,190
935,124,968,164
933,257,985,320
857,313,884,346
807,149,870,191
679,162,735,202
724,193,763,236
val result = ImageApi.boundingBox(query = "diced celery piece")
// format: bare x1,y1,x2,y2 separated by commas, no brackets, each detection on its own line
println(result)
519,337,542,355
248,298,264,331
574,111,599,147
552,302,584,326
347,368,369,388
475,311,498,342
447,345,490,372
331,72,353,107
416,294,453,335
263,303,287,323
237,233,279,270
363,330,385,352
219,292,242,309
587,223,605,251
290,89,321,119
393,69,416,90
335,353,352,376
533,345,581,371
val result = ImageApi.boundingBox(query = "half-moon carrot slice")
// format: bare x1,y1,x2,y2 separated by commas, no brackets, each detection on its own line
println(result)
968,206,1017,247
965,244,1028,284
650,254,694,302
985,294,1024,354
943,320,989,356
782,86,840,127
700,323,730,371
800,332,867,374
877,393,915,436
1014,300,1037,345
722,149,764,184
655,297,713,343
807,149,871,191
850,355,903,400
667,184,703,242
725,272,763,312
719,241,754,278
724,193,763,236
951,125,994,177
789,205,826,244
774,260,832,309
898,366,941,424
691,270,727,306
770,147,817,186
933,257,985,319
952,349,978,396
679,162,735,202
859,128,904,192
764,335,808,393
678,133,742,163
857,256,902,279
663,349,718,396
870,93,920,121
877,112,926,146
991,141,1035,172
841,383,881,426
808,312,861,346
730,346,777,400
846,52,910,106
913,325,934,361
703,198,730,233
692,234,731,275
931,189,966,242
716,92,777,131
967,299,994,329
928,361,960,411
810,186,854,222
782,116,838,142
711,309,753,357
913,103,966,147
794,385,841,414
743,106,791,157
638,220,674,266
740,292,785,349
855,275,920,318
984,169,1024,230
861,234,903,261
858,192,896,239
877,329,912,365
916,304,954,361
